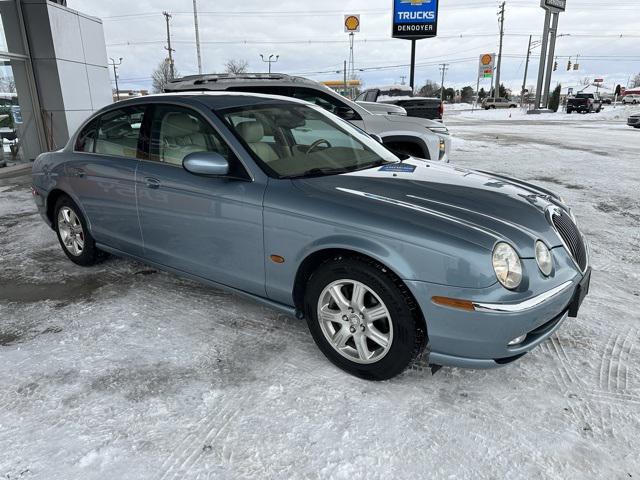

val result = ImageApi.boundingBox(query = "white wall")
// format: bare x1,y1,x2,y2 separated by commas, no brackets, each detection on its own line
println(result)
22,0,111,149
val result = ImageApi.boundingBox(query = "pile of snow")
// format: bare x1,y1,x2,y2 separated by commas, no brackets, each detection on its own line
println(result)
450,104,640,122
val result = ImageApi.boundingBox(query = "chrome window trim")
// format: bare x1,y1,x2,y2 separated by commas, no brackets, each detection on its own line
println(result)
473,280,574,313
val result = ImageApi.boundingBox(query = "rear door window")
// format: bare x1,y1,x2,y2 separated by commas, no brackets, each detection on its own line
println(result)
94,107,146,158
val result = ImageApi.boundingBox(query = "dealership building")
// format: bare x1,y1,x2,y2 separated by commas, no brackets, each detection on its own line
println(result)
0,0,111,164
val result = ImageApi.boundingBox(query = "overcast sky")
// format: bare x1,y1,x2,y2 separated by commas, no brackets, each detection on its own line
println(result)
67,0,640,94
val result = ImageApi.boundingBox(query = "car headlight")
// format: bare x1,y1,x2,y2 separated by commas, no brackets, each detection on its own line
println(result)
492,242,522,289
535,240,553,276
428,127,449,135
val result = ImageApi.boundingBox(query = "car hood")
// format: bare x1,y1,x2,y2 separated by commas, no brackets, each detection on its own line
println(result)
294,159,565,256
382,113,444,129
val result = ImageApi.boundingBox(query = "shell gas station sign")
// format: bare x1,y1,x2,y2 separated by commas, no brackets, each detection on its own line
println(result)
344,15,361,33
479,53,495,78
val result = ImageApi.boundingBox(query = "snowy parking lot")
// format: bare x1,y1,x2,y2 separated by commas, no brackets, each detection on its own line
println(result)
1,108,639,479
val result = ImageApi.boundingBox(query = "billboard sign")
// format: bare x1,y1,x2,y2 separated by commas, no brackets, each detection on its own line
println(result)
541,0,566,12
478,53,495,78
392,0,439,40
344,15,361,33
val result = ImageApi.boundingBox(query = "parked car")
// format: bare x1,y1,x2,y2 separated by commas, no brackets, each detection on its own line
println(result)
622,94,640,105
31,92,591,380
355,85,443,121
165,74,450,162
566,93,603,114
628,113,640,128
357,101,407,116
482,97,518,109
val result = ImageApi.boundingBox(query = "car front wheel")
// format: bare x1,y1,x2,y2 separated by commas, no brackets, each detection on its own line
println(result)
304,256,424,380
54,195,104,266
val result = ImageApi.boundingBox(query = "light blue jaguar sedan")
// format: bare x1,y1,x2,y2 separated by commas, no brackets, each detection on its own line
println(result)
31,92,591,380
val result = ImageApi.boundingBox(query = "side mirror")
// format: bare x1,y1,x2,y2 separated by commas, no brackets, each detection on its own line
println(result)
370,134,384,144
183,151,229,176
335,106,358,121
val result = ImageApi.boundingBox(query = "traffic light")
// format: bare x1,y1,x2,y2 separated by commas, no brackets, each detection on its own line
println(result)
553,61,558,71
567,60,572,71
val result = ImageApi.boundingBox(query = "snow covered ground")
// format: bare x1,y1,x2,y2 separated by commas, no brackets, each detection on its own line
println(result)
1,113,639,479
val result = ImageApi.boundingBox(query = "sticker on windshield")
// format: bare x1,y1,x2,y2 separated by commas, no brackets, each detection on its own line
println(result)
379,163,416,173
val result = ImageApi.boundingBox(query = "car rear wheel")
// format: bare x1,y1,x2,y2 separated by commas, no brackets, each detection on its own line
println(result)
54,195,104,266
304,256,424,380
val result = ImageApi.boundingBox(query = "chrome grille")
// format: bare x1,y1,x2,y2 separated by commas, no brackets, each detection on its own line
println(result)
551,209,588,271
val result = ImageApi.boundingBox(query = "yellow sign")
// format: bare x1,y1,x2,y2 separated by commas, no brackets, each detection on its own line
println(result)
344,15,361,33
481,54,493,66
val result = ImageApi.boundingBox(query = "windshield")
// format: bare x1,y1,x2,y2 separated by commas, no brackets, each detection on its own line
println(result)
221,102,400,179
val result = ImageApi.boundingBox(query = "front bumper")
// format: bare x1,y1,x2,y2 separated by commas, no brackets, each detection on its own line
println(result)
628,117,640,127
406,255,589,369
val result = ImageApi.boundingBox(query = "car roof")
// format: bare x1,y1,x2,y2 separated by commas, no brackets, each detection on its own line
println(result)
165,73,322,92
106,91,312,110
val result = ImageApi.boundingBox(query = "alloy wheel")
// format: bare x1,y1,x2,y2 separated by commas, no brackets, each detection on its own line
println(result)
57,206,85,256
317,279,393,364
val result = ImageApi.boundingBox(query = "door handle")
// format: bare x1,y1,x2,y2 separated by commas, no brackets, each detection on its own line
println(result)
144,177,161,189
71,167,85,178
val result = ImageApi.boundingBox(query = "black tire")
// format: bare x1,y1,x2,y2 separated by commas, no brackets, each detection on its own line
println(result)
54,195,104,266
567,109,573,114
304,255,424,381
490,105,496,110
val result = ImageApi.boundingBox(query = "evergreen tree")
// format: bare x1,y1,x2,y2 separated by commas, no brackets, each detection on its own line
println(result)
549,84,562,112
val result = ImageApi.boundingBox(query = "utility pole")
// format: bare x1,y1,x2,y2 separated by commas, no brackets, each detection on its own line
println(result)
521,35,532,107
163,11,175,80
109,57,123,101
493,1,505,99
260,54,279,74
439,63,449,102
193,0,202,75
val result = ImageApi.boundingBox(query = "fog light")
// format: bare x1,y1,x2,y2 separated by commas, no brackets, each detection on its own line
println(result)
508,334,527,346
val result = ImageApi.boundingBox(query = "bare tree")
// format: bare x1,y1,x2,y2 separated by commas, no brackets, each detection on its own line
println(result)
0,76,16,93
418,80,439,97
152,59,180,93
630,73,640,88
224,59,249,75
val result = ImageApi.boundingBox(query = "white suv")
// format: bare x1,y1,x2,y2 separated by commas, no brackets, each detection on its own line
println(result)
482,97,518,109
622,94,640,105
165,74,451,163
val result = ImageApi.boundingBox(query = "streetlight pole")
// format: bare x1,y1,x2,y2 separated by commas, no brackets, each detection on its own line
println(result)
109,57,123,101
260,54,279,74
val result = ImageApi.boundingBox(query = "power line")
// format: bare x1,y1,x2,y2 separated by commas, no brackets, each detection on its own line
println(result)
105,32,640,48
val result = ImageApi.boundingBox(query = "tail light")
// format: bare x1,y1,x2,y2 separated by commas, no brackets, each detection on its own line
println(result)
438,102,444,118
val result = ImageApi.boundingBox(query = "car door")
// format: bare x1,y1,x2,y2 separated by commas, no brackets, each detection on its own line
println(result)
135,103,266,295
68,105,147,256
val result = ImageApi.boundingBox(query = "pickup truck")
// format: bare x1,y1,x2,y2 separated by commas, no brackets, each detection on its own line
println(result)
566,93,603,114
355,85,443,121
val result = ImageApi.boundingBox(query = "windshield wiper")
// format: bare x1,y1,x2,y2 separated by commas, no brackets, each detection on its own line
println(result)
281,160,396,179
280,167,351,179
